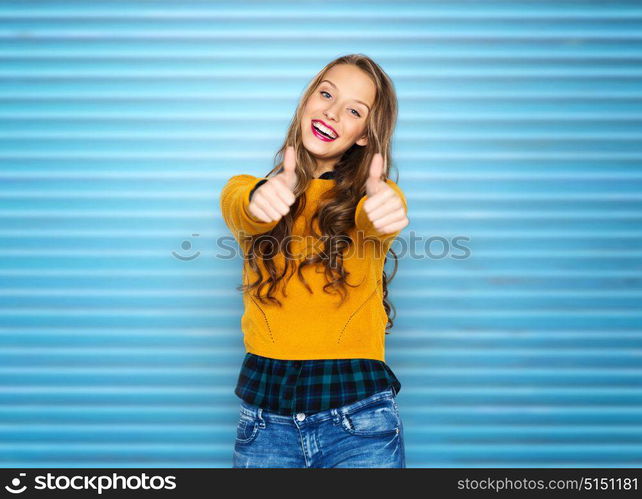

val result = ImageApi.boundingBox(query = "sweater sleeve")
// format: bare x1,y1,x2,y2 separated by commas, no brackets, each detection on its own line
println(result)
219,174,280,243
354,178,408,242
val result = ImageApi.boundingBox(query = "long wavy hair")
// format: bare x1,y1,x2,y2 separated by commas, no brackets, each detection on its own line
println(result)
239,54,401,332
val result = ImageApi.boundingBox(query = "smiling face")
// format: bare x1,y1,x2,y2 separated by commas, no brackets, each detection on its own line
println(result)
300,64,376,172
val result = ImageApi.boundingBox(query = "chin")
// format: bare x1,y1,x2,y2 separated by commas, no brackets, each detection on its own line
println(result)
301,134,336,157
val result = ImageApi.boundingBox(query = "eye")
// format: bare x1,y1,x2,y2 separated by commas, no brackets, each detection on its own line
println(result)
319,90,361,118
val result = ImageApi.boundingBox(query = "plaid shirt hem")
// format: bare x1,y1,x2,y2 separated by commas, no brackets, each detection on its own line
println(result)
234,352,402,416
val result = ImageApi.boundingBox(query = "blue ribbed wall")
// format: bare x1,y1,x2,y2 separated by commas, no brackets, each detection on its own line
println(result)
1,1,641,468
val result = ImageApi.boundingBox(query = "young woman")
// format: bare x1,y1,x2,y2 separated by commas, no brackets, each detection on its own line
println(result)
220,54,409,468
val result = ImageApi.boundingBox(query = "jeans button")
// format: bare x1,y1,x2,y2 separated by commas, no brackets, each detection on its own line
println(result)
296,412,306,421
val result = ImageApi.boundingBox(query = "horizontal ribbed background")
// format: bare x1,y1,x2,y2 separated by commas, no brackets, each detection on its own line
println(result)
1,0,642,467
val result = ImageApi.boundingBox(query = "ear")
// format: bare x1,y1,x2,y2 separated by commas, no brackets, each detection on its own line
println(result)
355,134,368,147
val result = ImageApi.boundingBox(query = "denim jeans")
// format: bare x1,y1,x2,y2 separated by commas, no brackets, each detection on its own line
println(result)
232,387,405,468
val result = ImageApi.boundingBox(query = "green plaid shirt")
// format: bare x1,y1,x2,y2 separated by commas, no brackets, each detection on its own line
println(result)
234,353,402,416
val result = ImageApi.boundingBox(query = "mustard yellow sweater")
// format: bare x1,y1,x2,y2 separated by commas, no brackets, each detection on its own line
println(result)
219,174,408,362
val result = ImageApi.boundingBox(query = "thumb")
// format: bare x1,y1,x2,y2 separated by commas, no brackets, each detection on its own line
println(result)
365,153,385,198
280,146,298,190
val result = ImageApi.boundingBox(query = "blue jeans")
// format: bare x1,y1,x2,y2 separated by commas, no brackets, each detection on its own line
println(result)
232,387,406,468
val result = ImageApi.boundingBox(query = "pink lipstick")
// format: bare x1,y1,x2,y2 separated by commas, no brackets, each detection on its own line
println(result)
311,119,338,142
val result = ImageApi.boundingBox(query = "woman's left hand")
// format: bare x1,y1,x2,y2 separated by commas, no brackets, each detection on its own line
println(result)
363,153,410,235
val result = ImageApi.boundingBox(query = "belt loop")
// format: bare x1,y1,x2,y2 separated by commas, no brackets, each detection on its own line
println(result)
257,407,266,428
330,408,341,425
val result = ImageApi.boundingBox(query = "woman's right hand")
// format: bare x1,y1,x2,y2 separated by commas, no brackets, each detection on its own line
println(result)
248,146,298,223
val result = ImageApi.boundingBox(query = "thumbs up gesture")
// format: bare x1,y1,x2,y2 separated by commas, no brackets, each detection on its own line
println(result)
363,153,409,235
248,146,298,223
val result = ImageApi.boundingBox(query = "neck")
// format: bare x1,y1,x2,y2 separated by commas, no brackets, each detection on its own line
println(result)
314,167,334,178
313,159,337,178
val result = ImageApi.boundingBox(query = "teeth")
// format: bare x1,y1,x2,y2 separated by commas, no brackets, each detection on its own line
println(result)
313,121,337,139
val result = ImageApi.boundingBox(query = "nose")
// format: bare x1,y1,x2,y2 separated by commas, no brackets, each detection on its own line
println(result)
323,103,339,122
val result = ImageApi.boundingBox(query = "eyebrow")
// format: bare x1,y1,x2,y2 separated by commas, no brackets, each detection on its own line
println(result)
320,79,371,112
